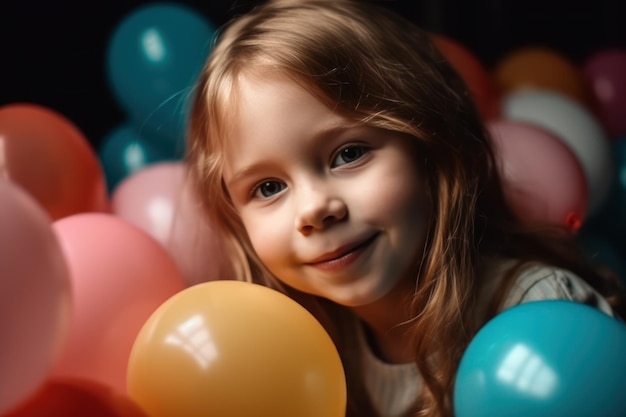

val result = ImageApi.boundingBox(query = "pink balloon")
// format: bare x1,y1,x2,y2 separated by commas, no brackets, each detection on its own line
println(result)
488,120,589,230
501,90,612,216
111,162,232,287
50,213,185,392
583,49,626,138
0,179,72,414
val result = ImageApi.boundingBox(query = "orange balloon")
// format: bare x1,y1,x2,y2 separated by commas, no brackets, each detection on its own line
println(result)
494,46,592,108
431,34,501,120
127,281,347,417
0,103,109,220
3,378,148,417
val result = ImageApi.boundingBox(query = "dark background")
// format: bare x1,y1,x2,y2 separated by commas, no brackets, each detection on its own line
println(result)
1,0,624,150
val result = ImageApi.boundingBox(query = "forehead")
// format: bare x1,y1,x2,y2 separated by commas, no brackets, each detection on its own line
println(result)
222,73,348,163
234,73,305,132
232,71,330,122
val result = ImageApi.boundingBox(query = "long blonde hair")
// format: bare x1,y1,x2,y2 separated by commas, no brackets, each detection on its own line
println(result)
187,1,626,416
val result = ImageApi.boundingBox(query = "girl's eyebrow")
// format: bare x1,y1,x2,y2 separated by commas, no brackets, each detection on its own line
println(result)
226,162,274,188
226,124,363,186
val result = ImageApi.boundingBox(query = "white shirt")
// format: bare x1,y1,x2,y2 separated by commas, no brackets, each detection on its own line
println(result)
358,265,615,417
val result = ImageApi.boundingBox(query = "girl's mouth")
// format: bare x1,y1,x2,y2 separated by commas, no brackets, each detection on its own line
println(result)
307,233,379,271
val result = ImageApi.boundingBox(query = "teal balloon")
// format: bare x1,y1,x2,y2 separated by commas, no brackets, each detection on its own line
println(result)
578,231,626,285
454,300,626,417
106,3,215,147
99,124,176,193
604,137,626,235
585,136,626,236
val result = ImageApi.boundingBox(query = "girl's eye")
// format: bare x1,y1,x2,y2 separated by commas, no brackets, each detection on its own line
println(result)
332,145,368,167
253,180,286,199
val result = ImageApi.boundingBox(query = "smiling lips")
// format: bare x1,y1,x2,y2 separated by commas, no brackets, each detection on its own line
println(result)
306,234,379,271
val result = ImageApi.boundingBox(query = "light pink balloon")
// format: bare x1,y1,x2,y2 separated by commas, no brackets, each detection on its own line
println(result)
111,162,232,287
0,179,72,414
488,119,589,230
50,213,185,393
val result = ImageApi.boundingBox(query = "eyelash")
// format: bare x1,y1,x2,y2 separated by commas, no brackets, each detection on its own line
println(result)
252,180,286,199
250,144,371,200
331,144,370,167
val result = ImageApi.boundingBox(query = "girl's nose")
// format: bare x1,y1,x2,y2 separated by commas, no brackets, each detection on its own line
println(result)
295,184,347,235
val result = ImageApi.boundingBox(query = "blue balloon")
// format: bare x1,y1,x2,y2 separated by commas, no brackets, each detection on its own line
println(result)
454,300,626,417
99,124,177,193
106,3,216,146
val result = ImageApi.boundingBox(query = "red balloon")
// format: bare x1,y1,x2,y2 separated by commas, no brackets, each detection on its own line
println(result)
3,378,148,417
431,34,501,121
0,103,109,220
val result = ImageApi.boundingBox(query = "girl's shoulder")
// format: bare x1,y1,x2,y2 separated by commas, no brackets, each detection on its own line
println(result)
501,263,615,317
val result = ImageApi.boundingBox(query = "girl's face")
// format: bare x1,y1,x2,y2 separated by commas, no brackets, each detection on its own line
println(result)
223,74,432,307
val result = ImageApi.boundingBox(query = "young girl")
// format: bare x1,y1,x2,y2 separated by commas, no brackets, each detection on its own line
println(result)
186,1,626,416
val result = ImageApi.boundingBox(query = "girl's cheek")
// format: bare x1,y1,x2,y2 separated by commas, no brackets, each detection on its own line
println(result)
244,215,285,260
